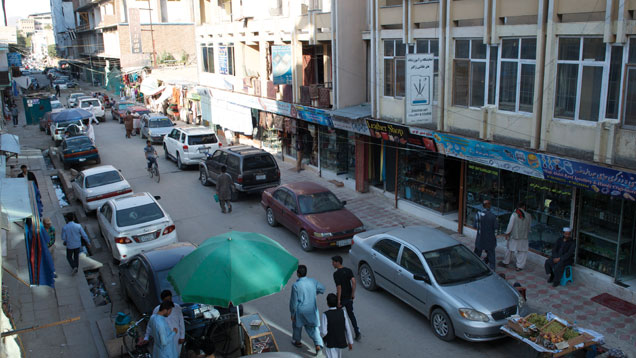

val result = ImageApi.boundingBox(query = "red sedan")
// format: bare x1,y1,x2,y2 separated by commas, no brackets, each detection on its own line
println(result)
261,182,365,251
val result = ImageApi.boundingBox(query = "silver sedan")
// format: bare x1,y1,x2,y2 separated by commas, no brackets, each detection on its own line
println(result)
349,226,526,342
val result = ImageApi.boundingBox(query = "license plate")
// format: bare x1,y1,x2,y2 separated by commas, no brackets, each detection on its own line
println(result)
198,147,209,153
256,174,266,180
137,233,155,242
337,239,352,247
78,158,86,162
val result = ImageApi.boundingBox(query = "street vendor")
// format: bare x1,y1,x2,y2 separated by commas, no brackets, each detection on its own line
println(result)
545,227,575,287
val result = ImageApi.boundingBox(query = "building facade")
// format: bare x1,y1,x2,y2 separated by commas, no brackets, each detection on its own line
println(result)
50,0,77,59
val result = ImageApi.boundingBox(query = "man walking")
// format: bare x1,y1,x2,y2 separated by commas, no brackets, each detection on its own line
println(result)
331,256,360,341
55,84,61,97
61,215,90,274
473,200,498,270
216,165,235,213
124,111,134,138
10,104,18,126
545,227,575,288
295,128,305,172
17,165,39,188
143,290,185,355
290,265,325,355
147,301,178,358
499,202,532,271
320,293,354,358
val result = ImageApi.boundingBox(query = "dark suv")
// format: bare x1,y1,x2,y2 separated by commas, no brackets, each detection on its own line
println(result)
199,145,281,196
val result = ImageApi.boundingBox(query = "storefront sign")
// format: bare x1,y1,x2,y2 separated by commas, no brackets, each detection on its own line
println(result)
434,132,543,178
407,135,437,152
539,154,636,201
218,47,229,75
272,45,292,85
409,127,434,137
291,104,332,127
210,98,253,134
331,116,370,136
7,52,21,67
366,119,409,144
128,8,142,54
405,54,434,125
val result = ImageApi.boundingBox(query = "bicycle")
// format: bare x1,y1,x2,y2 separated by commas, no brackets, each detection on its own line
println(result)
147,158,160,183
122,314,151,358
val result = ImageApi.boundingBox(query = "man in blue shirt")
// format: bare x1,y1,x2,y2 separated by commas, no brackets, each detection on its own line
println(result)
147,301,178,358
290,264,325,355
61,215,90,274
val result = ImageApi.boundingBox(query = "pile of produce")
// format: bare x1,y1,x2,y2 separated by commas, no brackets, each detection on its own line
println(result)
526,313,548,327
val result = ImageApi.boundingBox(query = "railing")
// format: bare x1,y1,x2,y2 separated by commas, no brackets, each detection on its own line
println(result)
300,84,331,108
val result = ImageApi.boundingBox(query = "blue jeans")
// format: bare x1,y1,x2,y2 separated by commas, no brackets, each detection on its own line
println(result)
292,323,323,348
147,157,156,169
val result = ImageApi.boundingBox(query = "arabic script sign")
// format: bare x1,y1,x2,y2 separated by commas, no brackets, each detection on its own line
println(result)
128,8,142,54
405,54,434,125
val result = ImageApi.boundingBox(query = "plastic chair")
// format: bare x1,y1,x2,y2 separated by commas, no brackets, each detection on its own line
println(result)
560,265,573,286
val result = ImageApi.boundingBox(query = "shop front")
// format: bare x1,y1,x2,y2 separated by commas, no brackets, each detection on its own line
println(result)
319,127,356,178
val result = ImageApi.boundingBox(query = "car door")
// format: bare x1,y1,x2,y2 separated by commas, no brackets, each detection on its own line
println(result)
281,190,302,234
97,203,114,254
370,238,402,291
165,129,179,155
226,154,240,182
209,151,227,182
178,131,186,157
71,173,86,205
395,245,431,314
121,257,141,300
271,189,291,228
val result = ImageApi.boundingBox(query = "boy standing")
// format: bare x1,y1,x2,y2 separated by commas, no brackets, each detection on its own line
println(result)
320,293,353,358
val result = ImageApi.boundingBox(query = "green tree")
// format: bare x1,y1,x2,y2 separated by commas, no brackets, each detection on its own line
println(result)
47,44,57,58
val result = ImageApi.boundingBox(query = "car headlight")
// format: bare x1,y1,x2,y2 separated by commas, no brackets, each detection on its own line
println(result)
458,308,490,322
314,232,333,238
354,225,365,232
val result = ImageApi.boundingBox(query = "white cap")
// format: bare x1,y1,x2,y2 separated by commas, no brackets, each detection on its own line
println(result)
563,227,571,233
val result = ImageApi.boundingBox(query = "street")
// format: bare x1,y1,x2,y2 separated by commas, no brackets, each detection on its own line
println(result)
80,109,520,357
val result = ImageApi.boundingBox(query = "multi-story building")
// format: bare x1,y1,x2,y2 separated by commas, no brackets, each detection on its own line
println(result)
29,12,54,31
17,19,35,35
50,0,77,59
193,0,636,293
71,0,195,85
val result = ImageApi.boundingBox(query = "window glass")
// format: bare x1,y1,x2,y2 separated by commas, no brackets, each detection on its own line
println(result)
201,46,209,72
579,66,603,121
606,46,623,119
559,38,580,61
488,45,498,105
188,134,218,145
430,40,439,56
243,155,276,170
521,38,537,60
519,64,536,112
470,62,486,107
136,265,149,290
85,171,123,188
583,38,605,61
207,47,215,73
471,40,486,59
499,62,518,111
501,39,518,59
373,239,401,262
629,38,636,63
273,189,288,202
455,40,470,59
395,58,406,97
148,119,173,128
395,39,406,57
423,245,491,285
384,40,394,57
128,259,141,279
453,60,469,107
298,191,343,214
400,247,426,275
284,193,298,212
623,67,636,127
415,39,429,54
554,63,578,119
116,203,165,227
226,155,240,172
384,58,395,96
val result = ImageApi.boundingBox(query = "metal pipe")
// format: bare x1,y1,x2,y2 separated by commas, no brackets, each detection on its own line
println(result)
147,0,157,67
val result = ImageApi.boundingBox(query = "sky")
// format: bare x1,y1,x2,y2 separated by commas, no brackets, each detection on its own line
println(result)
3,0,51,26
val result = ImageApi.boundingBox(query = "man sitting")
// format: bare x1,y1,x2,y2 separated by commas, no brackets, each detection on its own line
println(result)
545,227,575,287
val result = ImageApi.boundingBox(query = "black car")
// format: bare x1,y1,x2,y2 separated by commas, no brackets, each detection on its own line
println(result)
119,242,196,314
198,145,281,197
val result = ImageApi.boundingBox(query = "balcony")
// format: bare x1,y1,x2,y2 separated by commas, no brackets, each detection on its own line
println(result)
76,23,92,32
96,14,117,29
300,84,332,108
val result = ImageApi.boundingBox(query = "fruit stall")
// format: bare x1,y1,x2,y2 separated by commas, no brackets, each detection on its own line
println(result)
501,312,604,357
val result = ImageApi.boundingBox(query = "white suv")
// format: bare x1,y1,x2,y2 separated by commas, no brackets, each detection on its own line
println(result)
78,97,105,121
68,93,85,107
163,127,221,170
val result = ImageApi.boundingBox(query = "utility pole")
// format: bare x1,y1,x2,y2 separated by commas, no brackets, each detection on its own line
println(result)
145,0,157,68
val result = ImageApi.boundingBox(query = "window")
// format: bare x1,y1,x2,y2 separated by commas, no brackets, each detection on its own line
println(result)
384,39,440,99
498,38,536,113
218,45,235,75
453,39,498,107
399,247,425,275
554,37,609,121
373,239,401,262
622,38,636,128
415,39,440,103
201,45,214,73
226,155,240,172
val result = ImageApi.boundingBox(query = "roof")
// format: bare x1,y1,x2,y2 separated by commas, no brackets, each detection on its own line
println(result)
111,192,156,210
383,226,459,253
226,145,267,156
147,114,170,120
142,243,197,272
282,181,329,195
178,126,215,135
80,165,118,176
130,106,149,112
63,135,92,145
70,93,86,97
329,103,371,120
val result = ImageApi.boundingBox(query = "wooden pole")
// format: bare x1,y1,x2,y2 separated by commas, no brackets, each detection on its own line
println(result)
394,146,399,209
2,266,29,287
458,160,466,234
1,317,81,337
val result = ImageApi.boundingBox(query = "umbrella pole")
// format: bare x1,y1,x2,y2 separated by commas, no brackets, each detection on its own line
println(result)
237,305,244,354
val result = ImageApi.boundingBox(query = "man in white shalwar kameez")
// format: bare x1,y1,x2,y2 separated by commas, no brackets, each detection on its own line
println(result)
147,301,178,358
144,290,185,356
500,202,532,270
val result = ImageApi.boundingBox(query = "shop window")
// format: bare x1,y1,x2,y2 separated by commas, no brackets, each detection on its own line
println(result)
319,127,355,178
453,39,497,107
498,38,536,113
554,37,614,121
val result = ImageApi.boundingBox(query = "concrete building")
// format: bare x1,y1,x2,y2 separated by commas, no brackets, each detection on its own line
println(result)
50,0,77,59
17,19,35,35
28,13,54,31
191,0,636,293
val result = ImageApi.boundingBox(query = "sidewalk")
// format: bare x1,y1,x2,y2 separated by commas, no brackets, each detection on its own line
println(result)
1,99,108,357
276,160,636,356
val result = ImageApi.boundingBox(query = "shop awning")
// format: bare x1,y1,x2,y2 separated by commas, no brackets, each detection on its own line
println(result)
121,66,149,75
329,104,371,136
329,103,371,120
156,85,173,103
0,134,20,155
13,76,30,90
0,178,32,223
140,76,165,96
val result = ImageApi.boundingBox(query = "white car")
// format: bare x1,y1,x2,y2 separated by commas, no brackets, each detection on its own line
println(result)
71,165,133,212
53,79,67,89
79,97,105,121
51,119,85,146
68,93,86,107
50,100,64,114
97,193,178,261
163,127,221,169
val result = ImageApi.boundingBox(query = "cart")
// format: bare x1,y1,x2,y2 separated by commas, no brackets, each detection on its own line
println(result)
240,313,279,355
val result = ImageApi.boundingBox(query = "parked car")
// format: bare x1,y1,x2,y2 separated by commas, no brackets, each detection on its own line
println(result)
199,146,280,196
51,100,64,114
71,165,133,212
163,127,221,170
111,101,136,122
349,225,526,342
53,79,68,90
119,243,196,314
140,113,174,143
66,80,78,88
59,135,100,169
97,192,178,262
51,119,85,146
260,182,364,251
78,97,105,121
68,93,86,108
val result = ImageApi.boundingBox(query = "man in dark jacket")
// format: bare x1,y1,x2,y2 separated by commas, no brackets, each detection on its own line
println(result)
545,227,575,287
216,165,235,213
17,165,39,188
473,200,498,270
320,293,353,358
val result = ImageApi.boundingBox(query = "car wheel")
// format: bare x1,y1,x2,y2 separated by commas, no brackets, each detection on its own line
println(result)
199,168,210,186
96,156,101,164
299,230,314,252
431,308,455,341
359,263,377,291
176,153,184,170
266,208,278,227
164,144,169,160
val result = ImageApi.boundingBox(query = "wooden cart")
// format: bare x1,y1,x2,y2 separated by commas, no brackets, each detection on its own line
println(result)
240,313,279,355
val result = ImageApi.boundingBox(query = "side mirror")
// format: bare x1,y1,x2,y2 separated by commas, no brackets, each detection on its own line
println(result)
414,274,431,284
290,207,298,214
154,195,161,200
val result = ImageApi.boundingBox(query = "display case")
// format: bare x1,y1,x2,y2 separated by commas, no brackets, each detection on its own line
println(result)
240,313,279,355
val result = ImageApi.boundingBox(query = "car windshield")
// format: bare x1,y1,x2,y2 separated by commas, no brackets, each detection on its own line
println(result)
116,202,165,227
243,155,276,170
66,137,93,147
51,102,62,109
149,119,172,128
81,100,99,107
53,80,65,84
85,170,122,188
188,134,217,145
298,191,343,214
423,245,491,285
71,94,83,99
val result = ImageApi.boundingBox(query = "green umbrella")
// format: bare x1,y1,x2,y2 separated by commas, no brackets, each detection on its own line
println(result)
167,231,299,306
